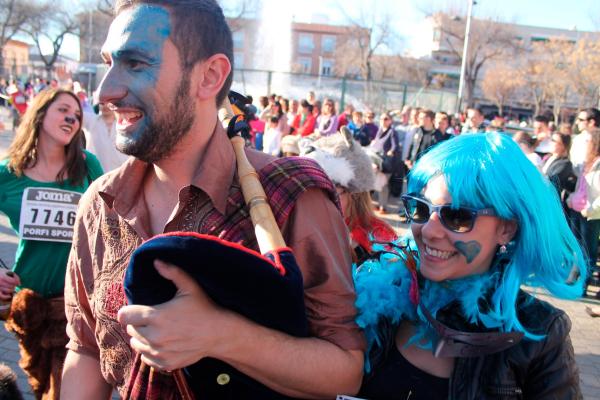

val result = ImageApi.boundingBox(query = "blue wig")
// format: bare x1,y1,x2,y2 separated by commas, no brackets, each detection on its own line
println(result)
407,133,586,337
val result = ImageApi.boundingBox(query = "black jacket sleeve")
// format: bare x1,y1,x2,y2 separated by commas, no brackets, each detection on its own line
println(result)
524,312,582,400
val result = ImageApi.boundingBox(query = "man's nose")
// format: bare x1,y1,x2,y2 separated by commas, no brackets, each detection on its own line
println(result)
97,66,128,107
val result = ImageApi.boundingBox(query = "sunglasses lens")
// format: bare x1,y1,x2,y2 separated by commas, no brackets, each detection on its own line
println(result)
439,207,474,233
403,198,430,223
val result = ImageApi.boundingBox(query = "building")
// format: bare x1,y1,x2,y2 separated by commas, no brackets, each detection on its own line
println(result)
426,12,600,112
1,40,30,79
229,18,368,77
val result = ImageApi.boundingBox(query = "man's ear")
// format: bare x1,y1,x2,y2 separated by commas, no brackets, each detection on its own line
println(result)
192,53,231,101
497,219,518,244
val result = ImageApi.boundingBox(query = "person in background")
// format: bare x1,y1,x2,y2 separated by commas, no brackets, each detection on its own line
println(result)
7,83,28,129
338,103,354,128
513,131,543,171
262,116,283,157
571,108,600,170
82,103,129,172
434,111,455,136
356,133,585,399
559,122,572,136
306,90,316,106
402,107,421,160
463,107,486,133
312,99,322,118
259,100,288,136
0,88,103,399
347,111,370,146
567,128,600,298
533,115,553,156
301,127,396,265
286,98,299,128
406,109,450,170
292,99,316,137
363,111,379,141
370,112,399,214
542,133,576,213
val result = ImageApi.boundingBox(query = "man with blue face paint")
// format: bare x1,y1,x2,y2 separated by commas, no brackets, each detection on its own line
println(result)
61,1,365,399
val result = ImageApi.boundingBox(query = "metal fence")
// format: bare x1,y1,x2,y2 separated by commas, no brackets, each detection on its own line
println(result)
231,69,458,113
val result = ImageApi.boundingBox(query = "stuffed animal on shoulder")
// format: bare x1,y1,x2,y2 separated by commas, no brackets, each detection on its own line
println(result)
299,126,375,193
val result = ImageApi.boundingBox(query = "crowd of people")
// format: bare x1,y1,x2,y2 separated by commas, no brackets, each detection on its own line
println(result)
0,0,596,399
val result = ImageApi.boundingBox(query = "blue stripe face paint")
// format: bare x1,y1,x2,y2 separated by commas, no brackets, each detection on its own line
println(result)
98,5,190,161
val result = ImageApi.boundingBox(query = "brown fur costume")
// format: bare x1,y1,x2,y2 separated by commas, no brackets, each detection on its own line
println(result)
0,363,24,400
4,289,68,400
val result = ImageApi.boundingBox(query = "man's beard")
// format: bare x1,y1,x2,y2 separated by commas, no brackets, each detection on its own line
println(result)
119,74,195,163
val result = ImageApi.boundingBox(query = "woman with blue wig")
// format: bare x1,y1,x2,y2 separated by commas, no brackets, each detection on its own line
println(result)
354,132,585,399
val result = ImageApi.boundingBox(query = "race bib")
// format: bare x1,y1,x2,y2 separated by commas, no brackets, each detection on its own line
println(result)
19,187,81,243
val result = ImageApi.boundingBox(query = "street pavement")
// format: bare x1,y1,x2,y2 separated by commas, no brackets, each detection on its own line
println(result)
0,108,598,399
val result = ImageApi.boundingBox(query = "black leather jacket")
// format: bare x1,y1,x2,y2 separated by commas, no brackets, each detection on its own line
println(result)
445,291,581,399
363,291,582,400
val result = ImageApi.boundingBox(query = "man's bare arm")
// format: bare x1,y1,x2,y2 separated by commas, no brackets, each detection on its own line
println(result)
61,350,113,400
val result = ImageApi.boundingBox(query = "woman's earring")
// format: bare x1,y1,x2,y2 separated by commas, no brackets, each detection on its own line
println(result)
498,244,508,254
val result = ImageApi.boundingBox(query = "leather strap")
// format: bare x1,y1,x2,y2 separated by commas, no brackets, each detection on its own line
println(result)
420,302,523,358
173,369,196,400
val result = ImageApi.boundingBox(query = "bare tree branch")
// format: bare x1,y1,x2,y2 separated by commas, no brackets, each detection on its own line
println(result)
0,0,38,76
24,1,80,78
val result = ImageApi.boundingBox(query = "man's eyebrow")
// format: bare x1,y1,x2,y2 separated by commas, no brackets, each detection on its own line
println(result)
113,48,154,60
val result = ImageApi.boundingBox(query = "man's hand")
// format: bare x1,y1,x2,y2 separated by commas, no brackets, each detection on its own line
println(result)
117,260,231,371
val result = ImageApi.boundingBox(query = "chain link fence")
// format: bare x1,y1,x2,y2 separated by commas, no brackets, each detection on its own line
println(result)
231,69,458,113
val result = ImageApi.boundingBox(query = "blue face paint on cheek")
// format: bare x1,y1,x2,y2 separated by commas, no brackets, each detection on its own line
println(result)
454,240,481,264
102,5,173,143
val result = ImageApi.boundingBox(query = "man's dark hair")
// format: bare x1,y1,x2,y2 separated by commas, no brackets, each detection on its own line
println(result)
420,109,435,120
584,108,600,127
534,115,550,125
114,0,233,105
468,107,484,116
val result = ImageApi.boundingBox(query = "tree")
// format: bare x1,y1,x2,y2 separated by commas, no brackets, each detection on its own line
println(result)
567,36,600,109
432,12,519,108
334,4,392,82
24,1,79,79
0,0,37,76
481,62,523,116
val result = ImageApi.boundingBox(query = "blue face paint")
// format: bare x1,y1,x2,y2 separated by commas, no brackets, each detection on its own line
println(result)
454,240,481,264
98,5,174,152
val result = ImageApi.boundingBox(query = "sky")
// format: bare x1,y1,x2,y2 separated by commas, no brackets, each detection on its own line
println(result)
50,0,600,61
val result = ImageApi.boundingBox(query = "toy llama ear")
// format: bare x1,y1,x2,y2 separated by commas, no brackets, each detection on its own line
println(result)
340,126,354,149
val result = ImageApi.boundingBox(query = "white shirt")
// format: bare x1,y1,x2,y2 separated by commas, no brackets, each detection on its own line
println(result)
82,110,129,172
262,125,283,157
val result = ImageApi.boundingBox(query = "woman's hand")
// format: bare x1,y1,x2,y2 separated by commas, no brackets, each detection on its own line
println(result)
0,270,20,301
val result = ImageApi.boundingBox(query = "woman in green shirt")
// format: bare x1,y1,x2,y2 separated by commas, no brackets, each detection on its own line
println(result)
0,88,103,399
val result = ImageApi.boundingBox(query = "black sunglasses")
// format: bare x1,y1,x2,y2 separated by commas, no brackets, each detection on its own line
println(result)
401,194,496,233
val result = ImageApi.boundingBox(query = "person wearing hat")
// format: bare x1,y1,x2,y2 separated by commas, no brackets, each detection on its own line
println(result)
301,127,397,263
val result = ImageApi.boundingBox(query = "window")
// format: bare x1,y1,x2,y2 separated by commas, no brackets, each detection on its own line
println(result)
233,52,244,69
298,57,312,73
321,58,333,76
298,33,314,54
233,31,244,49
433,28,441,41
321,35,336,53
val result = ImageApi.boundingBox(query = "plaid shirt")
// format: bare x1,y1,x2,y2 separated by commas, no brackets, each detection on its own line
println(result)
125,156,340,399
